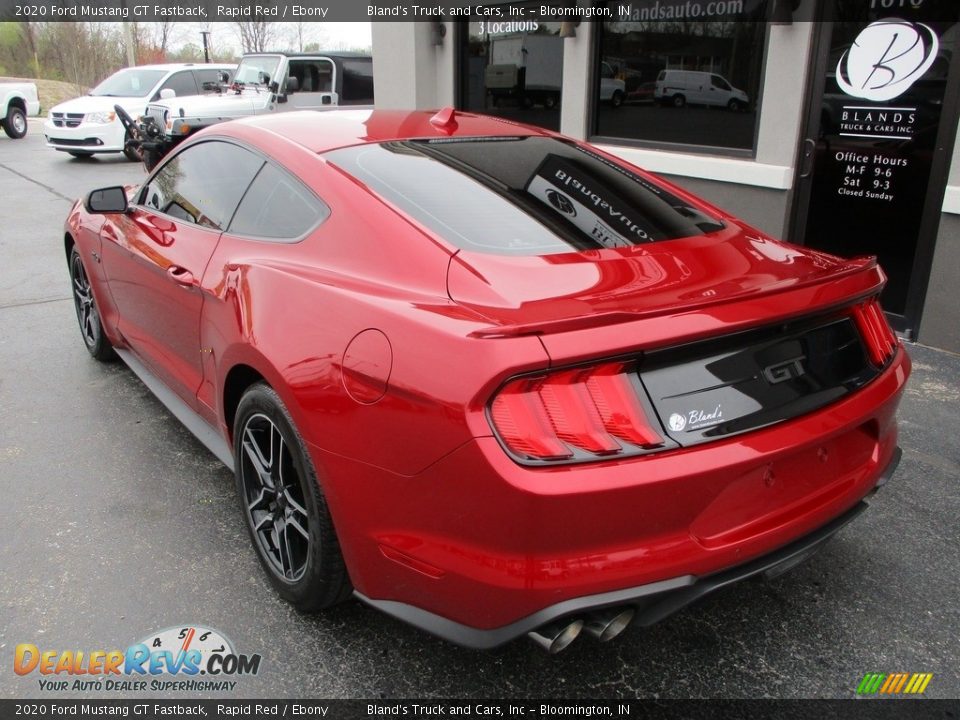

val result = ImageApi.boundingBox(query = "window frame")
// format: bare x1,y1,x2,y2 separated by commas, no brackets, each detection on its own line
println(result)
587,12,772,159
226,160,331,244
286,57,337,97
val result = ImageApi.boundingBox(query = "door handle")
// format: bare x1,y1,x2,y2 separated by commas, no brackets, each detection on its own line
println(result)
799,138,816,179
166,265,195,287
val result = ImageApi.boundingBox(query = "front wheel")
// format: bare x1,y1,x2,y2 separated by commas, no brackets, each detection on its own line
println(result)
3,105,28,139
234,383,351,612
610,91,624,109
728,99,743,112
69,246,115,361
672,94,686,108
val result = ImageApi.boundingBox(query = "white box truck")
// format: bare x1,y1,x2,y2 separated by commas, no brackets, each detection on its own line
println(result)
484,34,564,108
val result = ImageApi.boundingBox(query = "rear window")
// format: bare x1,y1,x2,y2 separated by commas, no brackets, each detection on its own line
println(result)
325,136,722,256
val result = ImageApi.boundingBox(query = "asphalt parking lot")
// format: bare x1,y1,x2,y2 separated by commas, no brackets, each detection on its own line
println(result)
1,120,958,699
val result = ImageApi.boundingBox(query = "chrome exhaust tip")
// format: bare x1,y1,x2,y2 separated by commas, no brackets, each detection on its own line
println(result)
583,606,635,643
527,618,584,654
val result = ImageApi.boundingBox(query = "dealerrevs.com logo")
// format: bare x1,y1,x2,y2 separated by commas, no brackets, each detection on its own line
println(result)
836,19,940,102
14,625,261,693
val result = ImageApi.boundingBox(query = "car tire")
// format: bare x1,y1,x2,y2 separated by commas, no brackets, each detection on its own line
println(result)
3,105,28,139
728,99,743,112
672,94,686,108
234,383,352,612
610,91,624,109
69,246,116,361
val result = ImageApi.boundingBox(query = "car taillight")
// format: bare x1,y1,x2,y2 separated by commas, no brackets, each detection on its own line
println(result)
490,362,664,463
853,298,897,367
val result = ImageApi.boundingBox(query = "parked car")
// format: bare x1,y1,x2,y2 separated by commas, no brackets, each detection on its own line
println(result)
655,69,749,110
44,63,234,161
135,52,373,169
0,81,40,139
66,108,909,653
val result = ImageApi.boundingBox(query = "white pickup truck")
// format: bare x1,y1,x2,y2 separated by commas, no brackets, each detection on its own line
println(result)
1,82,41,139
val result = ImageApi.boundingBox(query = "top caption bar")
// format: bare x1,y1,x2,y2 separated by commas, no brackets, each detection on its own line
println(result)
1,0,624,23
1,0,957,24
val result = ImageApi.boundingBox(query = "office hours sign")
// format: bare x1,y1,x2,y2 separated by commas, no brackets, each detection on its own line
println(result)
800,3,958,319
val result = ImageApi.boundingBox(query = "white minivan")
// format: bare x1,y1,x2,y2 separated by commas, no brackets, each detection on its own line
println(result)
44,63,233,161
655,70,749,111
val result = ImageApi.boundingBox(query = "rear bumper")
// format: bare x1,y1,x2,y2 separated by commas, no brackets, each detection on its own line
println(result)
314,347,909,644
357,475,892,649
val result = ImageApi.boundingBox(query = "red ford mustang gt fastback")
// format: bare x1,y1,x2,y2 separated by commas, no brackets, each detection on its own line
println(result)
65,109,909,653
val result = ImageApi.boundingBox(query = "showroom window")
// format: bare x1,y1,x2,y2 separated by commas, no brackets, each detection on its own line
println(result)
594,1,769,153
458,7,564,131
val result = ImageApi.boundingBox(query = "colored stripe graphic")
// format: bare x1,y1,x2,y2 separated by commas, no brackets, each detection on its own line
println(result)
857,672,933,695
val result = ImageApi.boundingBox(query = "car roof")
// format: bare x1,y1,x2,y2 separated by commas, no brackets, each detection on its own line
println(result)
243,51,371,59
223,109,548,154
127,63,234,71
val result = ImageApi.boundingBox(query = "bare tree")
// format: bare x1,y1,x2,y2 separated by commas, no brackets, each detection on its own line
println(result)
153,21,177,54
235,21,277,53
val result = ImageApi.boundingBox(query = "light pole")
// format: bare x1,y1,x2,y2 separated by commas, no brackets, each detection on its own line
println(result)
201,31,211,63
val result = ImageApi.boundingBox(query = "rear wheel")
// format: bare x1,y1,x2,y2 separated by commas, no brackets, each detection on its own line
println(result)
3,105,27,139
234,383,351,612
610,90,625,109
69,246,115,361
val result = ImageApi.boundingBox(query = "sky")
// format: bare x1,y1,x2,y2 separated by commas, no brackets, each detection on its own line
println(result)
164,22,372,55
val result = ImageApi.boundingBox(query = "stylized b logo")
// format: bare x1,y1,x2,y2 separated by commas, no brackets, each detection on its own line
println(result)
836,20,939,102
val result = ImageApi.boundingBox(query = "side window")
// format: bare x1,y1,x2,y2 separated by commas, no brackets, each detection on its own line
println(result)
340,59,374,105
158,71,199,99
287,59,333,94
194,68,230,91
711,75,731,91
228,163,329,240
141,142,264,231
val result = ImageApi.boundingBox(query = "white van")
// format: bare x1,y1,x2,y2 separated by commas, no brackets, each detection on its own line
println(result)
44,63,233,161
655,70,749,111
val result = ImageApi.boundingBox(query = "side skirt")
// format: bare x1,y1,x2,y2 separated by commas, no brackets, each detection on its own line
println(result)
115,348,234,472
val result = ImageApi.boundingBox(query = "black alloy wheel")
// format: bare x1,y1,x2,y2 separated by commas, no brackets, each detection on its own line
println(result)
69,247,115,361
234,383,351,611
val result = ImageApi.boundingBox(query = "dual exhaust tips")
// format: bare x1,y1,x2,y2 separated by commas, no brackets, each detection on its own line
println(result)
527,606,636,654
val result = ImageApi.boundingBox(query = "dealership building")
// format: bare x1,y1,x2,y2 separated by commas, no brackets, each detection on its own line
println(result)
371,0,960,352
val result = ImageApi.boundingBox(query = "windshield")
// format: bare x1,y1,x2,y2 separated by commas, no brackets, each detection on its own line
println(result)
90,68,167,98
234,56,281,86
326,136,724,256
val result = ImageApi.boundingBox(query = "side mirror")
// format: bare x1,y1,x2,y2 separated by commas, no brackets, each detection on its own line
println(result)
218,71,230,84
85,186,128,214
159,88,176,100
285,76,299,94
